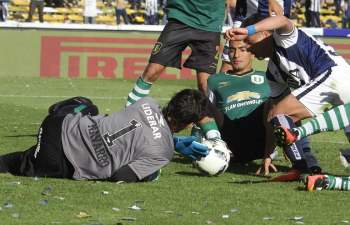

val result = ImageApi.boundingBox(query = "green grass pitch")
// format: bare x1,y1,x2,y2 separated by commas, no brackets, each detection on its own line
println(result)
1,74,350,225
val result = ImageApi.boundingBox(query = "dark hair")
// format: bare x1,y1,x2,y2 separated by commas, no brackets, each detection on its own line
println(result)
162,89,212,126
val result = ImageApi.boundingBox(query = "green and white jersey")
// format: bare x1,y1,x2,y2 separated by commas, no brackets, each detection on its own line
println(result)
208,70,270,120
61,97,173,181
166,0,225,32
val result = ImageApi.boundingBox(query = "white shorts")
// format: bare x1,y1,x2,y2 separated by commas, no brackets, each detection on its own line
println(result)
291,65,350,116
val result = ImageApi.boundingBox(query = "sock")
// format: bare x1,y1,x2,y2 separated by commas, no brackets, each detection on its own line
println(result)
126,77,152,106
324,175,350,191
271,115,308,172
199,120,221,140
293,103,350,140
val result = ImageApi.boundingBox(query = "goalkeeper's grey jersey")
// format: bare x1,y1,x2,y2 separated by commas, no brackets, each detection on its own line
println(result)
61,97,174,180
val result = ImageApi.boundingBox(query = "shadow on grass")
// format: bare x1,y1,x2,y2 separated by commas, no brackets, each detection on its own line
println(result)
4,134,36,138
227,161,291,175
175,171,205,177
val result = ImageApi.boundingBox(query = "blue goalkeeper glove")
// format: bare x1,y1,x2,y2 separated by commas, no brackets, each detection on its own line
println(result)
173,136,209,161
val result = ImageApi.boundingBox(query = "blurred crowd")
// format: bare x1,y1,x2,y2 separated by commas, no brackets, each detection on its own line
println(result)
0,0,349,28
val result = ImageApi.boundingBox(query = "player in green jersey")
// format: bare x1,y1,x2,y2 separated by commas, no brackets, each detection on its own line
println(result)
206,38,320,177
125,0,226,106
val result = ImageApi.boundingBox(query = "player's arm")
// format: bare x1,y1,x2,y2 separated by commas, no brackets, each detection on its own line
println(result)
268,0,284,16
226,16,294,40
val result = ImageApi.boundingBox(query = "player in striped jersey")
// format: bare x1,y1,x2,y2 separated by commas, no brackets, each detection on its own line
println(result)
225,14,350,180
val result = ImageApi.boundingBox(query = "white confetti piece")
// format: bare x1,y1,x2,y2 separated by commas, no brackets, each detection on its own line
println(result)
222,214,229,219
112,207,120,212
128,205,142,210
101,191,109,195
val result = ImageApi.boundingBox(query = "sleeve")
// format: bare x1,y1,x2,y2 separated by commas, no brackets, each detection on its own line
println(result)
128,146,172,180
208,88,216,105
266,62,289,98
221,41,230,63
273,26,298,48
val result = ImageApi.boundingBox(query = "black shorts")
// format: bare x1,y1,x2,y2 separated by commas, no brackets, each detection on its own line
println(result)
149,19,220,74
0,115,74,178
220,103,266,163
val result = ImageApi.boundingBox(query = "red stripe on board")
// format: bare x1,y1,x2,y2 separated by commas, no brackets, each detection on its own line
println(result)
327,44,350,49
342,54,350,59
60,46,192,55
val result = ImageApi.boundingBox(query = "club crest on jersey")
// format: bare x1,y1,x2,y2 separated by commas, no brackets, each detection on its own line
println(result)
251,75,264,84
227,91,261,103
152,42,162,55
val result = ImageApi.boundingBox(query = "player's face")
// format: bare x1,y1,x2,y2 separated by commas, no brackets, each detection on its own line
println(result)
246,31,273,59
228,40,254,73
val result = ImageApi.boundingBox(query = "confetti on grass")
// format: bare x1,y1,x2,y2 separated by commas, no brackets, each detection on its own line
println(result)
76,212,91,219
39,199,49,205
112,208,120,212
11,213,20,218
42,186,53,196
222,214,229,219
263,216,273,220
120,217,137,221
289,216,303,221
128,205,142,211
3,202,13,209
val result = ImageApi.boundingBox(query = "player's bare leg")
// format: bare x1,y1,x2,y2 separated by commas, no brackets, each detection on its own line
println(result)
267,94,313,122
196,71,210,95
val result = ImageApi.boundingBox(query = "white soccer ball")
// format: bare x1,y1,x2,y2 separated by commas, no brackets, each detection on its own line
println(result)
195,139,232,176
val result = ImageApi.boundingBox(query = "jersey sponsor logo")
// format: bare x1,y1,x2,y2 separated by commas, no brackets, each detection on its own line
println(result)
88,122,111,167
142,103,162,139
227,91,261,103
251,75,264,84
225,99,263,112
103,119,142,147
151,42,162,55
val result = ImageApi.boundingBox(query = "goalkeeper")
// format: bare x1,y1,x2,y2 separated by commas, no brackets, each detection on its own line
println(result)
0,90,212,183
205,38,321,177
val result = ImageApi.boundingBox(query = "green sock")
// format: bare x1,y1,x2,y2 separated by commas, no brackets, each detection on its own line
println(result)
293,103,350,140
199,120,221,140
324,175,350,191
126,77,152,106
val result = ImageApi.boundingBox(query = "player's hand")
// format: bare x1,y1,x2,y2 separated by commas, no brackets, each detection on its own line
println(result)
256,157,278,176
173,136,209,161
268,0,284,16
225,28,248,41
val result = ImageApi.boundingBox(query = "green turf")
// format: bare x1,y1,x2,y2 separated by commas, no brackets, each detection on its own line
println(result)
1,76,350,225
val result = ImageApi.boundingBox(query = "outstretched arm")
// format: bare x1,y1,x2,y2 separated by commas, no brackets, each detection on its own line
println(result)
225,16,295,41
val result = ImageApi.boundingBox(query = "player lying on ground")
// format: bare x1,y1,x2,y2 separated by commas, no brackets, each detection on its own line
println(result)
225,14,350,181
204,38,320,178
0,90,213,183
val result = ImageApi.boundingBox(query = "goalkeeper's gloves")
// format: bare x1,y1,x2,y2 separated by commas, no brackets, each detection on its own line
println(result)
173,136,209,161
